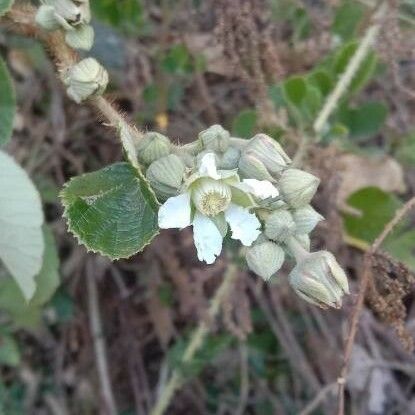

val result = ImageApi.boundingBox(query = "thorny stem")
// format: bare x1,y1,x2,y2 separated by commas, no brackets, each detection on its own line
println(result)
313,2,388,137
336,196,415,415
150,264,239,415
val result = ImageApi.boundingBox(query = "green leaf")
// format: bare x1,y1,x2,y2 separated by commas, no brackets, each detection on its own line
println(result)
283,76,307,107
0,0,14,16
0,334,20,367
232,109,257,138
91,0,143,32
0,151,44,300
333,41,377,94
161,44,192,75
395,131,415,167
384,230,415,271
0,227,59,325
338,101,388,141
61,162,159,259
332,2,365,41
343,187,401,244
0,56,16,146
307,70,333,96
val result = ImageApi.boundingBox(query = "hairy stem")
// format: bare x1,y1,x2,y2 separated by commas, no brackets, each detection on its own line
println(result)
150,264,238,415
313,2,387,137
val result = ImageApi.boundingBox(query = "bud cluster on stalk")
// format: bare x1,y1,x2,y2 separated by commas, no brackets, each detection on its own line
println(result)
36,0,94,50
134,125,349,309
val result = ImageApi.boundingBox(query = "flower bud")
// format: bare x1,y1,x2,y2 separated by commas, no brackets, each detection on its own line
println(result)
65,24,94,50
238,154,275,182
52,0,90,27
219,147,240,170
246,241,285,280
64,58,108,103
294,233,310,252
199,124,230,153
289,251,349,309
245,133,291,175
293,205,324,234
136,132,171,165
264,210,296,242
146,154,185,200
35,5,60,30
192,178,232,216
279,168,320,208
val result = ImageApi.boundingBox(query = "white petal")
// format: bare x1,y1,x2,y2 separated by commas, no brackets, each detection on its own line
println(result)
224,204,261,246
198,152,220,179
158,193,192,229
241,179,279,199
192,212,223,264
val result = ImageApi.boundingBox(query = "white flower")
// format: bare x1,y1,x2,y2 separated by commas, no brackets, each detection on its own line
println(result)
158,153,279,264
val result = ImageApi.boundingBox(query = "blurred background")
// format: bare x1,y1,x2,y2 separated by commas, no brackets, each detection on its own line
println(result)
1,0,415,414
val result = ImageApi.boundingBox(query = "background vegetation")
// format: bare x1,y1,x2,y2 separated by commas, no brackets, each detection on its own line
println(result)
0,0,414,414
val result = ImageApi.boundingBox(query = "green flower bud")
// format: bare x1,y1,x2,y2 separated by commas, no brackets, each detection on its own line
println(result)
293,205,324,234
146,154,185,201
238,154,275,182
219,147,240,170
65,24,94,50
289,251,349,309
245,133,291,175
199,124,230,153
279,168,320,208
246,241,285,280
192,178,232,216
64,58,108,103
136,132,171,165
35,5,60,30
294,233,310,252
264,210,296,242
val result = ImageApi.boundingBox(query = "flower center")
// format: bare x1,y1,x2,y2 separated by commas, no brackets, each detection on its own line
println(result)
192,178,232,216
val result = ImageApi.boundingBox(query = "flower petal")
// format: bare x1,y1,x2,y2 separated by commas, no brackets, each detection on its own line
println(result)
198,152,220,179
224,204,261,246
241,179,279,199
158,193,192,229
192,212,223,264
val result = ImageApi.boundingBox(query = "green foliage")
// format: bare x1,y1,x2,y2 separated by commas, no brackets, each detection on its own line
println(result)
0,333,20,367
0,56,16,146
232,109,257,138
343,187,415,271
0,227,59,328
91,0,143,32
332,41,378,94
0,151,44,301
168,334,233,379
343,187,401,243
332,1,365,41
61,163,159,260
395,131,415,166
338,101,388,141
0,0,14,16
282,76,322,125
161,44,193,75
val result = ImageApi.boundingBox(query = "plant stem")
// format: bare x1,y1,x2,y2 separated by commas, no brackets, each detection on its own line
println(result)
313,2,388,137
150,264,238,415
86,261,118,415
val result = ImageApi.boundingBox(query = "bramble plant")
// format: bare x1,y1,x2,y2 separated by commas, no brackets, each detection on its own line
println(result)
1,0,414,414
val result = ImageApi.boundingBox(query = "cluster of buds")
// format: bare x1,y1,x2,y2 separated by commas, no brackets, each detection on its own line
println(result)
136,125,349,309
35,0,94,50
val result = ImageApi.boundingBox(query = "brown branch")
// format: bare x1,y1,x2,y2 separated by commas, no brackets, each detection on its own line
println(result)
336,196,415,415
